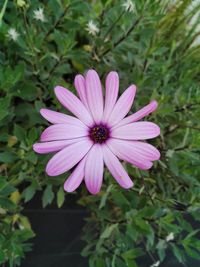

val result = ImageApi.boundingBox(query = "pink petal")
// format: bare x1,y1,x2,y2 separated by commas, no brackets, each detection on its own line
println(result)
64,156,87,192
40,124,88,142
40,108,86,126
74,74,89,109
54,86,93,126
127,141,160,161
46,139,93,176
33,138,85,154
107,85,136,126
85,70,104,123
107,139,153,170
102,145,133,189
117,100,158,127
85,144,104,195
103,71,119,122
111,122,160,140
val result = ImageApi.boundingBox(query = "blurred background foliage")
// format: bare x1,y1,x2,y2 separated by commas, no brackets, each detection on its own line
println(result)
0,0,200,266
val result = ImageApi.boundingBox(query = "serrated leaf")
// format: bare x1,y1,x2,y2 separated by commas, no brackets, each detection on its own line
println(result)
100,223,118,239
22,186,36,203
171,244,185,263
13,124,26,142
42,185,54,208
122,248,144,260
57,187,65,208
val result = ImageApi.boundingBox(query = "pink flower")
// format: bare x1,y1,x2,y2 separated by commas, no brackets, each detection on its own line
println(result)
33,70,160,195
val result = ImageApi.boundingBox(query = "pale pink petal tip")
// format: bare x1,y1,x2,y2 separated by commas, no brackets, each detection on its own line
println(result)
151,100,158,109
87,187,100,195
40,108,46,116
128,84,137,95
107,84,137,126
143,161,153,169
112,122,160,140
54,85,62,94
32,144,38,153
85,145,103,195
40,124,88,142
74,74,88,108
64,157,86,193
45,140,92,176
132,84,137,91
54,85,94,127
85,69,103,123
148,100,158,115
40,108,50,120
103,71,119,121
103,145,134,189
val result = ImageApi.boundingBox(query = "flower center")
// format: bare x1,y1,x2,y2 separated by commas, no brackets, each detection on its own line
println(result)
89,124,110,144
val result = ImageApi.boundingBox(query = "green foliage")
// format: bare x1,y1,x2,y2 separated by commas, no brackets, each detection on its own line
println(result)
0,0,200,266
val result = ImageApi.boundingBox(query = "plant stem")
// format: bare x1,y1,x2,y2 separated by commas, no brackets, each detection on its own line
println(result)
45,55,64,81
138,170,155,205
44,4,70,39
100,16,142,57
142,238,156,262
103,9,126,41
175,102,200,112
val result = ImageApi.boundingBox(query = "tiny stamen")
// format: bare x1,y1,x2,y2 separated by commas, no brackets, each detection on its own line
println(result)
89,124,110,143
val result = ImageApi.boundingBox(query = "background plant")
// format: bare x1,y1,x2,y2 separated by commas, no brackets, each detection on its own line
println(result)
0,0,200,266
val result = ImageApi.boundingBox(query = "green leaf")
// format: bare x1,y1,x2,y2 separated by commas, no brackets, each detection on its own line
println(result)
57,187,65,208
19,215,32,230
171,244,185,263
16,82,38,101
99,184,113,209
122,248,144,260
134,218,151,234
183,229,200,244
126,224,139,242
0,249,5,263
0,182,15,196
0,0,8,27
0,197,16,209
185,246,200,260
13,124,26,142
125,259,138,267
0,96,11,121
100,223,118,239
156,240,167,261
0,151,17,163
27,128,38,144
42,185,54,208
22,186,36,203
26,151,38,164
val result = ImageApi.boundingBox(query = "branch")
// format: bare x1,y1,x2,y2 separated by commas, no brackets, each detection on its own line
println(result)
102,9,126,41
44,5,70,39
100,17,142,57
175,102,200,112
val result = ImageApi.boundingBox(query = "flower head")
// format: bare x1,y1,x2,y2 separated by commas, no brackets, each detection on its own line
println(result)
86,20,99,36
166,232,174,242
33,7,45,22
7,28,20,41
33,70,160,194
150,261,160,267
122,0,135,13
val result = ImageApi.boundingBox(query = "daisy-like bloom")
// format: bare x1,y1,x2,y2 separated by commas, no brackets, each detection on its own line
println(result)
86,20,99,36
166,232,174,242
33,7,46,22
150,261,160,267
33,70,160,194
7,28,20,41
122,0,135,13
